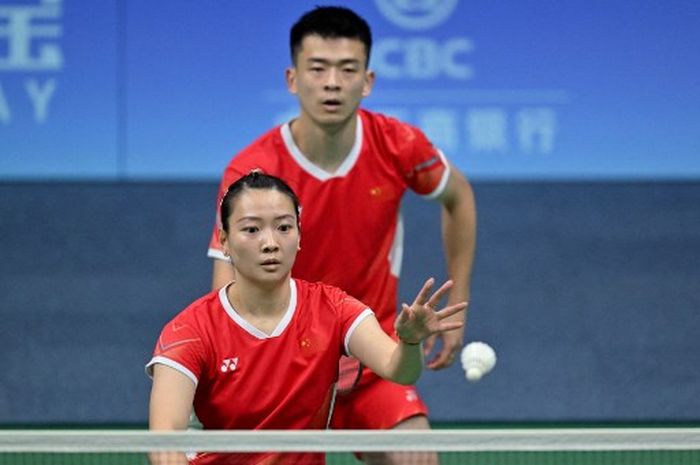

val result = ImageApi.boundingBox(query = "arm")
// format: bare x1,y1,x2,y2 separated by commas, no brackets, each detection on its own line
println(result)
349,278,467,385
348,316,423,385
148,364,196,465
424,165,477,370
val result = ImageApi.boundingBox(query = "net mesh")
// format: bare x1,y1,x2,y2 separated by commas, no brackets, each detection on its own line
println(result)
1,428,699,465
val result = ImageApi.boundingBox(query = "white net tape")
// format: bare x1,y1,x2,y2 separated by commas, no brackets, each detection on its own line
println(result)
1,429,699,453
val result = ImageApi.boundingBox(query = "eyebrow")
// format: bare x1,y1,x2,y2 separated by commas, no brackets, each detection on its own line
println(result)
235,214,296,223
307,57,361,66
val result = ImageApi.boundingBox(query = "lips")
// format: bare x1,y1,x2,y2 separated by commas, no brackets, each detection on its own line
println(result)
261,259,281,266
321,99,341,110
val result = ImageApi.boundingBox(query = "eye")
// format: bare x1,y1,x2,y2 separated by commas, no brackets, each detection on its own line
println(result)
242,226,259,234
278,224,294,233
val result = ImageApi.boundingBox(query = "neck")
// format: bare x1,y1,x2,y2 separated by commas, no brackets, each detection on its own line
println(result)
227,275,291,319
290,113,357,172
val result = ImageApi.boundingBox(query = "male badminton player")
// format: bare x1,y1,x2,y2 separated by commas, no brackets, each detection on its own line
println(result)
207,6,476,465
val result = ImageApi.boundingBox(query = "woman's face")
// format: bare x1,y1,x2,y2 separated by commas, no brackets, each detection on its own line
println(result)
220,188,300,286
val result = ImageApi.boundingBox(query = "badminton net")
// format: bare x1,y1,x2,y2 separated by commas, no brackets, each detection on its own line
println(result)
1,428,699,464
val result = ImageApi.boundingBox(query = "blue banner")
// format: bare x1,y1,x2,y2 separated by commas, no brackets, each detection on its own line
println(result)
1,0,698,180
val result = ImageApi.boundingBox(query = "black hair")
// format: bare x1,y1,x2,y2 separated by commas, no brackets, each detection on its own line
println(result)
219,171,301,233
290,6,372,66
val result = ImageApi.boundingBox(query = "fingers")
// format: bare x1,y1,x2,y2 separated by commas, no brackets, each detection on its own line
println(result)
395,303,414,332
412,277,435,307
426,331,463,370
435,301,468,320
422,333,437,356
412,277,456,313
396,303,411,326
427,347,455,370
424,279,454,309
438,321,464,332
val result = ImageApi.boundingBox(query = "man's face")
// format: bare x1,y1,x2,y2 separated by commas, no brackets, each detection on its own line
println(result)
287,35,374,128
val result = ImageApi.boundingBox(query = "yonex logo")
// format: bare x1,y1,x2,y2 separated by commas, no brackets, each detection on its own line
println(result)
220,357,239,373
374,0,459,31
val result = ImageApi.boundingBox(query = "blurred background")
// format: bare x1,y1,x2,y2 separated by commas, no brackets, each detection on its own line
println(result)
1,0,699,426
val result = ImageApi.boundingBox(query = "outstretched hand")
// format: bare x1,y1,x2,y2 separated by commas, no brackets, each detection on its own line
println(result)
394,278,467,346
423,326,464,370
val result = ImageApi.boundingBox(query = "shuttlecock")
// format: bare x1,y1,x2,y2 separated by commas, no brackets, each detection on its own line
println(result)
461,342,497,382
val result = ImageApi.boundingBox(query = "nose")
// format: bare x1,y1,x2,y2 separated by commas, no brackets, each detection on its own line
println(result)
260,228,279,253
324,68,340,90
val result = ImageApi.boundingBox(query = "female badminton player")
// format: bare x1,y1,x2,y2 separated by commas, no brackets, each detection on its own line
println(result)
146,172,466,465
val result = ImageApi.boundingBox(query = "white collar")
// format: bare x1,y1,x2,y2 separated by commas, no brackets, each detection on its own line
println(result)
280,115,363,180
218,279,298,339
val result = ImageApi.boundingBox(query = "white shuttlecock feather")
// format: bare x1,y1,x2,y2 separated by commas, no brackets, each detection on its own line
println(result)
461,342,497,382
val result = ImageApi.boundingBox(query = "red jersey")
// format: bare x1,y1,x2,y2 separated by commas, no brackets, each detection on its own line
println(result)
147,279,372,464
208,109,449,336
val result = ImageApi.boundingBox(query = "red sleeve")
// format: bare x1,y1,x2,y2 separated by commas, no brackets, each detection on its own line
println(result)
391,120,449,197
146,313,207,385
334,291,374,357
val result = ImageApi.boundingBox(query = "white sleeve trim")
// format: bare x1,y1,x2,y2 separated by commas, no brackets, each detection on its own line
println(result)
421,149,451,200
344,309,375,357
145,356,198,386
208,247,229,261
387,213,404,278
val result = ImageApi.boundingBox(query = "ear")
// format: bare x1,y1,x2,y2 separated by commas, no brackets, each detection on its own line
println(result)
362,69,375,98
286,67,298,95
218,228,230,256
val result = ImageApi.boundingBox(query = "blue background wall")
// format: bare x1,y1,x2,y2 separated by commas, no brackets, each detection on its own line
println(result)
1,0,699,424
2,0,699,180
1,181,699,424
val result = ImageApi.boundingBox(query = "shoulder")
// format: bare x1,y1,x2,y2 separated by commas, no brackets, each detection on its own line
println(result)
223,126,286,173
149,291,223,379
359,109,436,168
168,290,223,332
360,108,429,147
294,279,357,308
293,279,366,316
294,278,346,301
241,126,284,154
